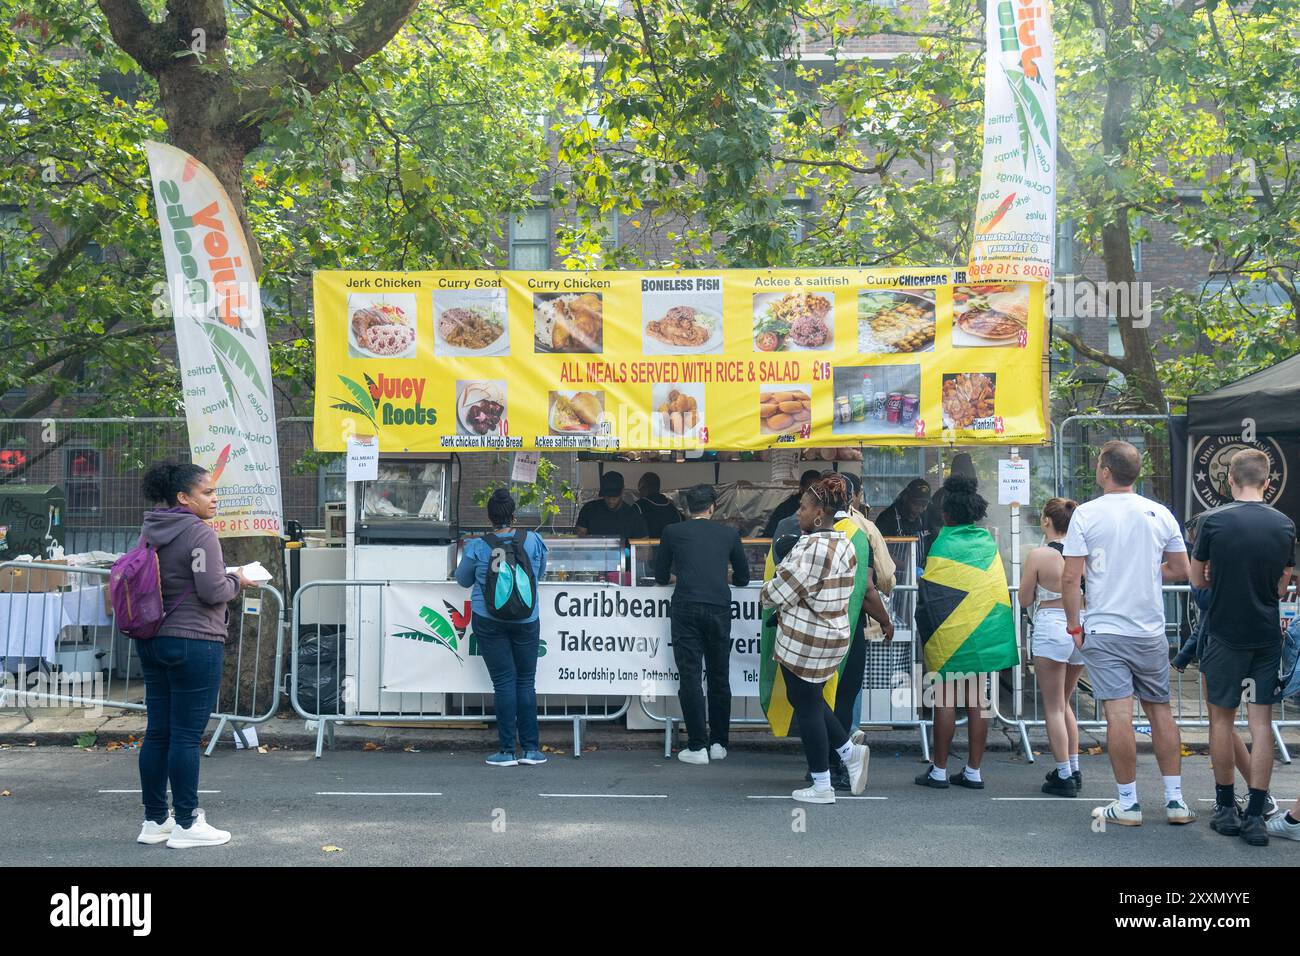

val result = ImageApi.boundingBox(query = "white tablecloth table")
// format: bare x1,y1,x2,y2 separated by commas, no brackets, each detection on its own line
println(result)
1,586,114,666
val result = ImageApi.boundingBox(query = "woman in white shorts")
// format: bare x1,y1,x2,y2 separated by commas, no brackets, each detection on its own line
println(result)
1019,498,1085,797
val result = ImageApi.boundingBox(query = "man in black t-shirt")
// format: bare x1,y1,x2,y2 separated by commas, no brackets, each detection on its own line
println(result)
655,484,750,764
574,470,648,544
635,472,683,539
1191,449,1296,846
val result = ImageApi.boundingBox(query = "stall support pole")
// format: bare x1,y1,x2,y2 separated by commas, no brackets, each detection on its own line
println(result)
1009,447,1033,762
664,716,676,759
573,716,583,758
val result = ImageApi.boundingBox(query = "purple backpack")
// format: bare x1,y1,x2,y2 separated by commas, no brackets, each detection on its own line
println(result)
109,538,193,640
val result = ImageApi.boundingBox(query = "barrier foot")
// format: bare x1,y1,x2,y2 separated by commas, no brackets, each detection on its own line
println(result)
205,716,228,757
573,716,583,758
664,717,675,759
314,719,326,759
1273,721,1292,765
1018,720,1034,763
919,722,930,764
326,720,336,751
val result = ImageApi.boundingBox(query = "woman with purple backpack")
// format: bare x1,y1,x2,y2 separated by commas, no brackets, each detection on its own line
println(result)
133,462,254,849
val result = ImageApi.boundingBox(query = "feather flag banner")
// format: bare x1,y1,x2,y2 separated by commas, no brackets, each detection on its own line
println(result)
968,0,1057,282
146,141,283,537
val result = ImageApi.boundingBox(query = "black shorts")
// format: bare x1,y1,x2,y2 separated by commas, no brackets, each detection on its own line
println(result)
1200,636,1282,709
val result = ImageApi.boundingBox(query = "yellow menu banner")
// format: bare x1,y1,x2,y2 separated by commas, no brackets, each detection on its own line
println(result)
312,268,1048,452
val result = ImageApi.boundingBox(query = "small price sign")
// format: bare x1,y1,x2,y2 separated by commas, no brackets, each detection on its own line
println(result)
1017,328,1029,348
913,418,927,439
994,416,1005,435
699,426,710,445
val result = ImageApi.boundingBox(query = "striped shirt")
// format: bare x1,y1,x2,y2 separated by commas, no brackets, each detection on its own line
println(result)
760,530,857,682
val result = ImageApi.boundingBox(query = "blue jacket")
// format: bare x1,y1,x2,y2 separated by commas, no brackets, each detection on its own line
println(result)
455,530,548,624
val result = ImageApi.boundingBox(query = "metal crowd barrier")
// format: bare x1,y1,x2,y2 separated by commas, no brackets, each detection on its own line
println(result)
992,584,1297,765
1,560,285,755
290,580,631,759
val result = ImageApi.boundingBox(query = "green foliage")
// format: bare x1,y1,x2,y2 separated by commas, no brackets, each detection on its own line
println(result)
472,454,574,529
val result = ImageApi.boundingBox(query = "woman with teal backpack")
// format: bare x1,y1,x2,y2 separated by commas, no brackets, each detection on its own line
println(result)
456,489,548,767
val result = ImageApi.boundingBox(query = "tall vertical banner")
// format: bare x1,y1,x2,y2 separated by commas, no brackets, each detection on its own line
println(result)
145,141,283,536
968,0,1057,282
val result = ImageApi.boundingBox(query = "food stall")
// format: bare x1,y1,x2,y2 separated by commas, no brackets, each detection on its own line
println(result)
311,267,1050,726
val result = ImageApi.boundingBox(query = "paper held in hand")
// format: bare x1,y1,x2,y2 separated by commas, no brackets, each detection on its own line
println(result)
227,561,272,584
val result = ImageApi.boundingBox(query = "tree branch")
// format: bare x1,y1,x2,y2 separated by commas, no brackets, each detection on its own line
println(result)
95,0,174,72
1054,327,1133,375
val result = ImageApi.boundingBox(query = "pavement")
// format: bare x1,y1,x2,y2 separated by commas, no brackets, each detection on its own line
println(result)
3,737,1299,866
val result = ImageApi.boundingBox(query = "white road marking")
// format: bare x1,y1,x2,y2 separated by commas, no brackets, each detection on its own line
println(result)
990,797,1111,802
746,795,888,800
315,791,442,796
538,793,667,799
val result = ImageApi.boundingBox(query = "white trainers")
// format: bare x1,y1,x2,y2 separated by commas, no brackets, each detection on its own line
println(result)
792,785,835,804
845,742,870,794
1092,800,1143,826
1166,799,1197,825
677,747,709,765
137,814,175,845
708,744,728,761
1266,813,1300,841
165,809,231,849
850,730,866,745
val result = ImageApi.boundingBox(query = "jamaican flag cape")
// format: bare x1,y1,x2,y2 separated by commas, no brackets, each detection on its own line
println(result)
758,518,871,736
916,524,1017,676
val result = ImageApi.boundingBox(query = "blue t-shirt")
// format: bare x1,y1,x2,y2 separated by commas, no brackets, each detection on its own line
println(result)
455,530,548,623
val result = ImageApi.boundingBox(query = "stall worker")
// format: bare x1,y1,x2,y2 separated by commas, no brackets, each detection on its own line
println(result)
762,469,822,538
635,471,683,539
575,470,648,544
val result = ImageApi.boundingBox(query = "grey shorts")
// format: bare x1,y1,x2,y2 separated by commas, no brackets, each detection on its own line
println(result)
1079,632,1171,703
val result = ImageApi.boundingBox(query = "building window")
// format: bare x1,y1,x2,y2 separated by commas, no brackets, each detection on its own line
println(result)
783,198,812,244
64,447,103,517
1055,218,1074,275
509,208,550,270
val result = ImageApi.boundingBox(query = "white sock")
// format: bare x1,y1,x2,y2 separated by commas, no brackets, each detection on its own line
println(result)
1117,780,1138,807
929,763,947,781
1163,775,1183,804
1056,760,1072,781
835,740,854,763
811,770,832,791
963,765,982,782
1069,754,1080,772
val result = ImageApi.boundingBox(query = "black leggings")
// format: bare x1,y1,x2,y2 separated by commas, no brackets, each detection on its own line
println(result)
829,620,867,767
781,663,851,775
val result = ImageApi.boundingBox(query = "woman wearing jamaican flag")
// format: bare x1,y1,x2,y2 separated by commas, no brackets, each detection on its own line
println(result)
913,474,1018,790
759,474,886,803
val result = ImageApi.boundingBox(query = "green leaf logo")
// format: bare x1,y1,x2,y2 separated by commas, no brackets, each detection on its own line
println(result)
1005,68,1052,172
393,606,465,665
202,320,268,399
330,374,378,429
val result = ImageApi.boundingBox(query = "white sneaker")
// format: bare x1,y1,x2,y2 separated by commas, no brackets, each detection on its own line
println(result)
850,730,866,745
1093,800,1143,826
1265,813,1300,841
792,785,835,804
1166,798,1197,825
709,744,728,761
137,814,175,845
845,742,870,794
165,809,231,848
677,747,709,765
1237,793,1282,819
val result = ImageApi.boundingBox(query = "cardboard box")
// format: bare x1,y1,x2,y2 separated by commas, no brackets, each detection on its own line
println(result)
0,560,69,593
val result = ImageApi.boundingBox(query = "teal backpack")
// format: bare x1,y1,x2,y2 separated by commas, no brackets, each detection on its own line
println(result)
483,532,537,621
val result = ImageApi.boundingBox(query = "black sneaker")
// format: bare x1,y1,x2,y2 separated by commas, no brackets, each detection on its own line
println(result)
1240,814,1270,847
1209,802,1242,836
914,765,950,789
949,771,985,790
1042,770,1078,797
1072,769,1082,790
831,768,853,792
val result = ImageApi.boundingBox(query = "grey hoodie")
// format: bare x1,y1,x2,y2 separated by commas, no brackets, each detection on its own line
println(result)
140,507,240,642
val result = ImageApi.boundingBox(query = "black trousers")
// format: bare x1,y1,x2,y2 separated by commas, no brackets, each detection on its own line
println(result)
670,601,734,750
781,663,850,775
829,617,868,768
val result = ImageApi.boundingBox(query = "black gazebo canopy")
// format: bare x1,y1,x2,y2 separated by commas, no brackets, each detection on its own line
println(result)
1187,352,1300,436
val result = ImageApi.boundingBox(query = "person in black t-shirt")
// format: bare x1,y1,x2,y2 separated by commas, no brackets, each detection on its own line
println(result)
1191,449,1296,846
574,470,648,544
875,478,934,566
635,472,683,539
762,469,821,538
655,484,750,764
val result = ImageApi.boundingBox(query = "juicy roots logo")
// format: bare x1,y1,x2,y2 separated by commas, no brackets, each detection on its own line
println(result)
1192,435,1286,509
993,0,1051,176
393,604,466,665
49,886,151,937
330,373,436,430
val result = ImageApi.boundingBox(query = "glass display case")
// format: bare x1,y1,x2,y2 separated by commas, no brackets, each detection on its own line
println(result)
357,458,456,543
540,536,623,583
629,538,770,587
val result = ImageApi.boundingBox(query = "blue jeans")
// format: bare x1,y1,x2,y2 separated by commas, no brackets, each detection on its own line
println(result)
137,636,223,827
474,616,540,753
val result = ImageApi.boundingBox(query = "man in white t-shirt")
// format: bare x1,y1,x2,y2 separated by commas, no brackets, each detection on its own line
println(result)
1061,440,1194,828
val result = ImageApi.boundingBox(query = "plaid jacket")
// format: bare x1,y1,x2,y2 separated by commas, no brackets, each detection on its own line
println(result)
760,530,857,682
